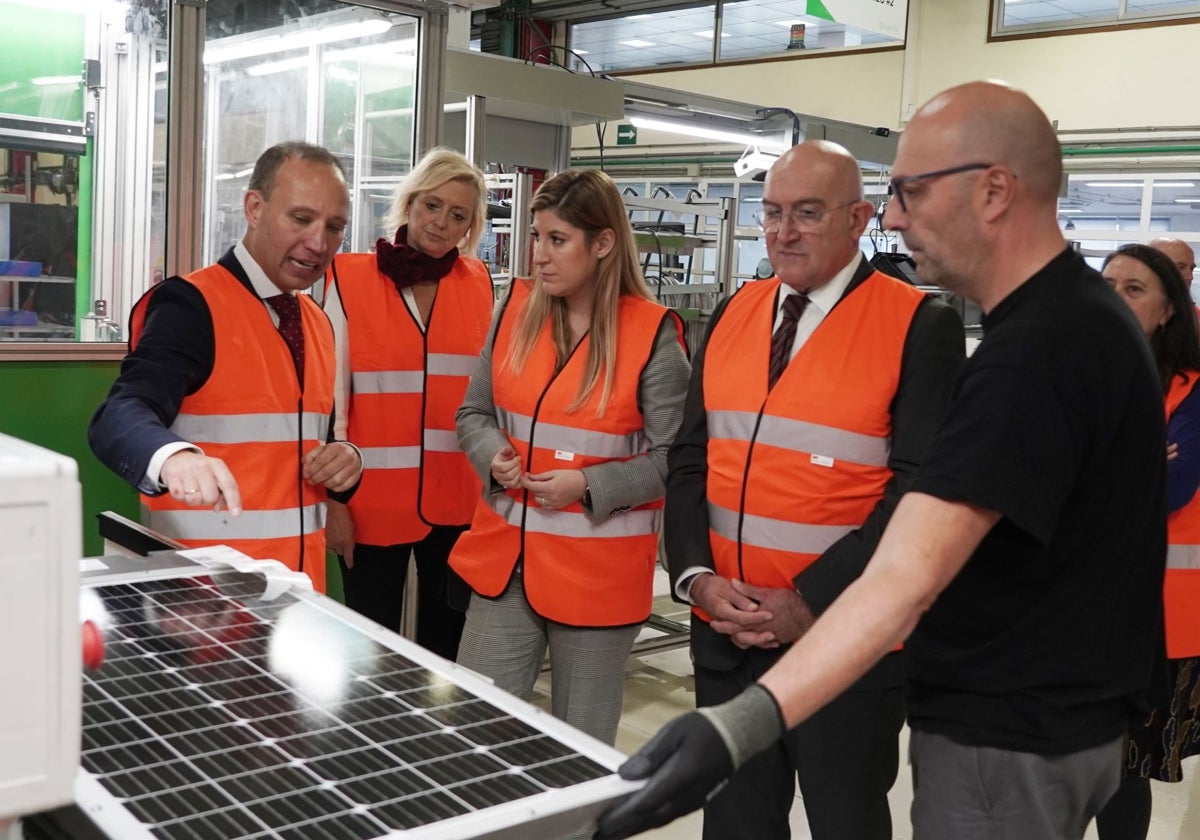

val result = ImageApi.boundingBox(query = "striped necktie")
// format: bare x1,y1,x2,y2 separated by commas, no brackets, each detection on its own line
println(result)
768,293,809,389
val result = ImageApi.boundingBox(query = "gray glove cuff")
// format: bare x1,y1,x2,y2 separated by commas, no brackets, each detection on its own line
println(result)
696,682,785,770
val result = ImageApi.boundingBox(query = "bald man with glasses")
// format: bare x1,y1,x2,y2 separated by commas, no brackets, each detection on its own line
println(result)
598,81,1166,840
1149,237,1196,290
660,139,964,840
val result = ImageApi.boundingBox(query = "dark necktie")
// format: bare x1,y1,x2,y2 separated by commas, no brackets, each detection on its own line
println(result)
768,293,809,389
266,294,305,382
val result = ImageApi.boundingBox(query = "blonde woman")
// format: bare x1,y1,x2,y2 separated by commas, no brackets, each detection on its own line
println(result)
450,169,690,744
323,148,492,659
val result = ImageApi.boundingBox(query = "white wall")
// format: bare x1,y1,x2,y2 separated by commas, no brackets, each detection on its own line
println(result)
577,0,1200,146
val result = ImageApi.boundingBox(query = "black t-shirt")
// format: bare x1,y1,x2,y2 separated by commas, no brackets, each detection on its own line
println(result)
906,248,1167,755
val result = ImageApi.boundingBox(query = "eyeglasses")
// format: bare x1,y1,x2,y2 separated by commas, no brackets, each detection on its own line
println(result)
754,200,859,234
888,163,996,214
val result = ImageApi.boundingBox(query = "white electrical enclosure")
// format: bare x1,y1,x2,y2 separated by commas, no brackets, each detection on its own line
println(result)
0,434,81,820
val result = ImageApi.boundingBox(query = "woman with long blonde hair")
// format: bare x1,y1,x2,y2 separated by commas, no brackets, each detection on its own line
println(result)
450,169,690,745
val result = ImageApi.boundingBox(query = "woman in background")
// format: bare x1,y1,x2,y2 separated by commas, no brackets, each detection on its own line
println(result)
324,148,493,660
1097,242,1200,839
450,169,690,745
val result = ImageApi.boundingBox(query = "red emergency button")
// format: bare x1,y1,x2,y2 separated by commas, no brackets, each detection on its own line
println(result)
82,619,105,670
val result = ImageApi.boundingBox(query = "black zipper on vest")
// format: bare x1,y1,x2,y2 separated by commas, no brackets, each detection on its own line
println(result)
521,334,588,539
416,285,436,527
735,404,769,582
295,396,305,576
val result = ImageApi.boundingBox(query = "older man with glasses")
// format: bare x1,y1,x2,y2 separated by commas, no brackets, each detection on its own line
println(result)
598,81,1166,840
656,138,964,840
1149,237,1197,298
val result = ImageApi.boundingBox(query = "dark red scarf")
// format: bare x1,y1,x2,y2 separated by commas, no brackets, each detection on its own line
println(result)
374,225,460,292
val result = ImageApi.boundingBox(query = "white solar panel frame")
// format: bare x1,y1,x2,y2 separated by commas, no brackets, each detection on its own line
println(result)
72,553,640,839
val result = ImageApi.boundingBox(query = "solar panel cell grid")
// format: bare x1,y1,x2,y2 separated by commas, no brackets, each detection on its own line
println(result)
74,572,620,839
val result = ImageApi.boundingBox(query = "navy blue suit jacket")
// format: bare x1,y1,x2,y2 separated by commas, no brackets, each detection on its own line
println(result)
88,249,353,501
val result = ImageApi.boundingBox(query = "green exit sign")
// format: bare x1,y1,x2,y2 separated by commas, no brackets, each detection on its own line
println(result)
616,124,638,146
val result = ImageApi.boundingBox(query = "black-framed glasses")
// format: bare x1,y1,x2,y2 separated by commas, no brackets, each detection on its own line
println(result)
888,163,995,213
754,200,859,234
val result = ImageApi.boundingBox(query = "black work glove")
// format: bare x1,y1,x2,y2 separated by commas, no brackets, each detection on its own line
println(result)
593,683,784,840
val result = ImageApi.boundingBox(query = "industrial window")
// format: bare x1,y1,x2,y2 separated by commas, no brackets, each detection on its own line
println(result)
204,1,421,260
995,0,1200,38
1057,173,1199,278
564,0,905,74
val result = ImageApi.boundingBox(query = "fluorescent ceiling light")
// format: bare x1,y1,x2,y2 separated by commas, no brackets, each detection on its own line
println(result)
246,57,306,76
246,39,416,76
31,75,80,86
574,49,589,55
1085,181,1195,188
14,0,90,9
629,116,788,152
1057,208,1082,213
773,20,808,27
204,18,394,65
692,31,729,38
620,39,656,48
327,65,358,83
216,166,256,181
1175,198,1200,204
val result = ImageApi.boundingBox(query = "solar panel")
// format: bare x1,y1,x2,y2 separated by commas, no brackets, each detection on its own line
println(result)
42,553,636,840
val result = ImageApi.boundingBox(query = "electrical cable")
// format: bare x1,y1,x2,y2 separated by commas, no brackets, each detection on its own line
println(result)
523,44,598,78
519,42,606,171
632,225,667,299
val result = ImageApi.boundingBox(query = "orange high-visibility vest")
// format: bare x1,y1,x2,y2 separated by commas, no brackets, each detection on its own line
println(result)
450,280,682,626
1164,371,1200,658
701,273,925,620
132,264,335,592
329,253,492,545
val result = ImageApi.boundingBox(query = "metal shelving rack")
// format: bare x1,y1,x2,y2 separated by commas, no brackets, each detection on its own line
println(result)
623,194,738,353
0,274,76,340
481,172,533,296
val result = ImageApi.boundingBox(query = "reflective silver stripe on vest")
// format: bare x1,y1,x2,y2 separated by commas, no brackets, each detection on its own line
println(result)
708,410,890,468
351,370,424,395
172,412,329,444
496,408,647,460
360,446,421,469
147,503,325,541
353,357,475,394
428,353,479,377
423,429,460,453
1167,544,1200,570
488,493,659,539
708,502,854,555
